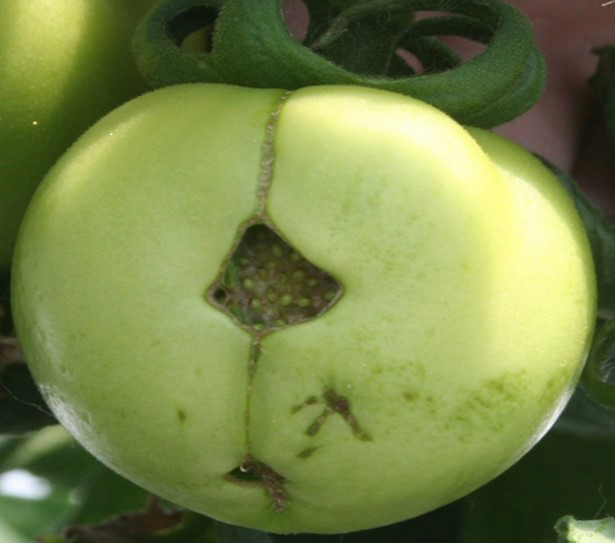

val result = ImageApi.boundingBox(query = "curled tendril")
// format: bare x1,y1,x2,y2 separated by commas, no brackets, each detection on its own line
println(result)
133,0,545,127
133,0,225,85
582,319,615,408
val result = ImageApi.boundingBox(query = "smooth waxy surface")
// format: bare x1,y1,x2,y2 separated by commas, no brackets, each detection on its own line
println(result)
0,0,155,269
13,84,596,534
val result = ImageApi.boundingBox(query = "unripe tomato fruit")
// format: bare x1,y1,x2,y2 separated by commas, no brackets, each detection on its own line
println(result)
0,0,156,270
12,84,596,534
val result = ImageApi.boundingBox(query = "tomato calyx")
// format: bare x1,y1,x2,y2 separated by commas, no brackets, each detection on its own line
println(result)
132,0,545,127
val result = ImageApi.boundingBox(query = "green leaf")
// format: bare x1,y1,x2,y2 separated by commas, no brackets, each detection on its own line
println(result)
38,537,69,543
134,0,544,126
215,522,275,543
555,387,615,441
556,516,615,543
589,45,615,155
0,362,57,435
0,272,11,336
0,428,160,540
458,429,615,543
66,461,152,526
0,436,23,469
0,427,88,486
581,319,615,408
0,518,33,543
0,495,71,541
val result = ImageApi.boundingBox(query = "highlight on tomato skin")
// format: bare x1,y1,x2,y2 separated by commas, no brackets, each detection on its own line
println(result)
10,82,596,535
0,0,157,271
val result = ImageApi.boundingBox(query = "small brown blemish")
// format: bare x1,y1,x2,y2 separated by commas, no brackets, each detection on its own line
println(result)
403,392,419,402
297,447,318,459
176,409,187,422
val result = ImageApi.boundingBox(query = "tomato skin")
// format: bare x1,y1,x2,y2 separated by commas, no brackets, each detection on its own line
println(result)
0,0,156,270
12,83,596,534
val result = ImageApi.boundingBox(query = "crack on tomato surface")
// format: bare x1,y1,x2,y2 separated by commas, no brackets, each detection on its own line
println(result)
225,454,289,512
204,90,342,333
204,92,346,514
255,91,292,214
206,223,341,331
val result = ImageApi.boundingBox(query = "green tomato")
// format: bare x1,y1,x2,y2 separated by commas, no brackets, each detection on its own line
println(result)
0,0,156,270
12,84,596,534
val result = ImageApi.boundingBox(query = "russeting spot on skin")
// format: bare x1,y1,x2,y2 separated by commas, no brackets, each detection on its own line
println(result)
12,84,596,534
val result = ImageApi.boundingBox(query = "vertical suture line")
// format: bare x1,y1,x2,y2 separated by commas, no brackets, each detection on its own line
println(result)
243,335,263,452
255,91,292,218
242,90,292,459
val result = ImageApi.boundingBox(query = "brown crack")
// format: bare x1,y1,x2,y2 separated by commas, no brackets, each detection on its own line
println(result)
205,91,349,513
225,455,289,512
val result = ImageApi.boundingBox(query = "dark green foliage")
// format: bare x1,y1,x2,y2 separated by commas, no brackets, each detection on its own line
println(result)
133,0,545,127
0,363,56,435
590,45,615,156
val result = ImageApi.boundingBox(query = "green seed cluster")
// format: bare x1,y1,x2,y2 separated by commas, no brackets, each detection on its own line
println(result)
208,224,341,331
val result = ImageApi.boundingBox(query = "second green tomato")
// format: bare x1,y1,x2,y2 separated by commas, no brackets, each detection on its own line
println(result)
0,0,156,270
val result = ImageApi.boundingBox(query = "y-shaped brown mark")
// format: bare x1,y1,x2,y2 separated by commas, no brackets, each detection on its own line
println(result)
293,388,372,444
